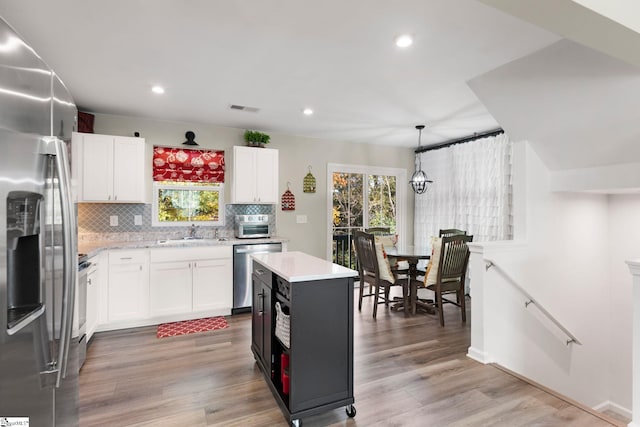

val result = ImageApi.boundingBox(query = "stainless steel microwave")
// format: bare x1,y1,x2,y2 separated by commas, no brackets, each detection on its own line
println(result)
234,214,272,238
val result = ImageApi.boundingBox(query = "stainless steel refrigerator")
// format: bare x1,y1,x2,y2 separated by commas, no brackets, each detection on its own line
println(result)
0,16,79,426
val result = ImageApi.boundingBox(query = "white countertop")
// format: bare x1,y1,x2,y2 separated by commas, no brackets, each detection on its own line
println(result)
79,236,288,259
252,251,358,282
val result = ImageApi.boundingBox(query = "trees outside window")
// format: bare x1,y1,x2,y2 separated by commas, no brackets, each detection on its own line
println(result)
152,181,224,226
328,164,406,268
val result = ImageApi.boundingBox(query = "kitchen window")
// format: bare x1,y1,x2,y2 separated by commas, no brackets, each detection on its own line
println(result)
152,181,224,226
151,145,225,226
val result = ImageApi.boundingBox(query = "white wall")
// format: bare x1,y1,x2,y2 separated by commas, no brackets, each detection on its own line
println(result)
91,112,415,259
471,141,615,409
607,194,640,411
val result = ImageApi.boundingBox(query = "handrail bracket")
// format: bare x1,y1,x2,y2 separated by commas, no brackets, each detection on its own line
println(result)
485,261,494,271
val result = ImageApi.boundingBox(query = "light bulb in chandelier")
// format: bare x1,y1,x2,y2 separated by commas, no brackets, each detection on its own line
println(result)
409,125,433,194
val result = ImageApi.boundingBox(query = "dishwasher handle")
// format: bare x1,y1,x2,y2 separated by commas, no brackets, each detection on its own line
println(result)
234,247,281,255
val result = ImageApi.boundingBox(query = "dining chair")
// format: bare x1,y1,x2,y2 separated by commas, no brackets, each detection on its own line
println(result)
353,231,408,319
420,234,473,326
416,229,466,279
365,227,409,276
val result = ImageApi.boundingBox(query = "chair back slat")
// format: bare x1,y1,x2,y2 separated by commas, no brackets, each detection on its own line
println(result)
365,227,391,236
439,228,467,238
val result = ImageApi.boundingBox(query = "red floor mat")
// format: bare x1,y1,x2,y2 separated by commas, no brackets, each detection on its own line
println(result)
157,316,229,338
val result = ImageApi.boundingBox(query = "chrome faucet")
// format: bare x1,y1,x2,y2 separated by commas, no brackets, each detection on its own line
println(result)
190,224,197,238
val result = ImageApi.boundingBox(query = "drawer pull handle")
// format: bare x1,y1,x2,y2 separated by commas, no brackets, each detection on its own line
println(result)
120,257,133,260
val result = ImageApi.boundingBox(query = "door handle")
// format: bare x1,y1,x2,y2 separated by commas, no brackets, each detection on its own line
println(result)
45,136,76,386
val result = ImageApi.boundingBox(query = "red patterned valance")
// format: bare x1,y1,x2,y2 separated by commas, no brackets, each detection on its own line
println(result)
153,146,225,183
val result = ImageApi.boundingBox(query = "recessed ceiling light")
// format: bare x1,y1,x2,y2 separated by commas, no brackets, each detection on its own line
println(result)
302,108,313,116
395,34,413,48
151,85,165,94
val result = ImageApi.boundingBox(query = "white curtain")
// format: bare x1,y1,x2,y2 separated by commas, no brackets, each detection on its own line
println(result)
414,133,512,252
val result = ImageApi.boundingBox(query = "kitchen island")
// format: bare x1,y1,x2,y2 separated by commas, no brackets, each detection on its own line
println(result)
251,251,358,427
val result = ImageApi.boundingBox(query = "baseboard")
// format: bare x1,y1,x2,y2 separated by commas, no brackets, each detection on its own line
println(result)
493,364,628,427
593,401,632,423
466,346,492,364
95,309,231,333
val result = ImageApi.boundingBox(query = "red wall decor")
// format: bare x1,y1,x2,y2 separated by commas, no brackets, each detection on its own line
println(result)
153,146,225,183
281,182,295,211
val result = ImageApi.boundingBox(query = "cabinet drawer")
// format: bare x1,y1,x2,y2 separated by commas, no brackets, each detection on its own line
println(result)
150,245,232,263
253,261,272,287
109,249,148,265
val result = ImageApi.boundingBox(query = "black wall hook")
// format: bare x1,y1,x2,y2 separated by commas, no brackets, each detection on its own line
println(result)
183,131,198,146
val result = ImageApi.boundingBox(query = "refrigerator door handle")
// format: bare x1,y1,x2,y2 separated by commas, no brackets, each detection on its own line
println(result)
44,136,77,387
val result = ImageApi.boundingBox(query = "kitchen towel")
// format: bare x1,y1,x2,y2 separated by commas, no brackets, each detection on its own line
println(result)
157,316,228,338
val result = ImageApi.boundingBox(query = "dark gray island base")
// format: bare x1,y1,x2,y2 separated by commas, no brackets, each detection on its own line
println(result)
251,252,358,427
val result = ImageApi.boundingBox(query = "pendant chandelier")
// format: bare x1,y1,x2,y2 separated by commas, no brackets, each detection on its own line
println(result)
409,125,433,194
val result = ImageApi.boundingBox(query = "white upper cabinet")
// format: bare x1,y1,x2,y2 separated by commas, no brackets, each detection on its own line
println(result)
231,146,278,204
72,132,147,203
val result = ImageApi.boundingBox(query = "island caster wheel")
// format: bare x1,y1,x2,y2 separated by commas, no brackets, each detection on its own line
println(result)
346,404,356,418
291,419,301,427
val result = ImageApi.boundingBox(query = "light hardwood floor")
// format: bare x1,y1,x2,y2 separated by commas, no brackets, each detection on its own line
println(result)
79,292,624,426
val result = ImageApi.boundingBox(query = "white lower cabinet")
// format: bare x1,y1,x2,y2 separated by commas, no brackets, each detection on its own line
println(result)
107,249,149,322
149,261,192,316
149,245,233,318
95,245,233,332
192,258,233,312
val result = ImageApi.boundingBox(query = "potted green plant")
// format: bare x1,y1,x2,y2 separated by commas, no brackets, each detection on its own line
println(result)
244,130,271,147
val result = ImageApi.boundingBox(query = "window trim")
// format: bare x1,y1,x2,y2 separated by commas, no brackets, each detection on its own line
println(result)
151,181,225,227
326,163,407,260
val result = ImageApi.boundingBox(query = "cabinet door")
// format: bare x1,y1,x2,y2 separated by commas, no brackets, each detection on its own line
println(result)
232,146,257,203
252,279,272,370
108,263,149,322
82,134,114,201
86,264,99,341
192,259,232,312
254,148,278,203
113,136,146,202
149,261,192,316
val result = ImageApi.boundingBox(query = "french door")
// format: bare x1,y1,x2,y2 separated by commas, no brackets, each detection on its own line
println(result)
326,163,406,268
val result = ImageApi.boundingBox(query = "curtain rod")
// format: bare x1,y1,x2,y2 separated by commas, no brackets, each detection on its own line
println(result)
415,128,504,154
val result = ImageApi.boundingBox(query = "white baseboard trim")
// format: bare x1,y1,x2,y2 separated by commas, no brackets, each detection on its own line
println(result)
95,308,232,333
466,346,492,364
593,400,632,423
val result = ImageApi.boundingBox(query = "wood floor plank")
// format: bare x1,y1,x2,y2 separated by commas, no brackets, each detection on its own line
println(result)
79,292,624,426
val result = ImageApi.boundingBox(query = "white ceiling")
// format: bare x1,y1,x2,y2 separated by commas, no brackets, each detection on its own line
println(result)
469,38,640,170
0,0,560,148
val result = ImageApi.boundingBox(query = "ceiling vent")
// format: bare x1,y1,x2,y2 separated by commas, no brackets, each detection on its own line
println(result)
230,104,260,113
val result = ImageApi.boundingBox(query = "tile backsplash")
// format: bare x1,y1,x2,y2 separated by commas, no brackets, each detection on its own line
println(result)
78,203,275,241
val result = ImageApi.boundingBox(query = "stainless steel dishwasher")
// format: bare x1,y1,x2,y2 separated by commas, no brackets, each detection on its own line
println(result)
233,243,282,313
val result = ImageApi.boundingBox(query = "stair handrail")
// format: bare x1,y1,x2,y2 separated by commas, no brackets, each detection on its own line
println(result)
484,258,582,346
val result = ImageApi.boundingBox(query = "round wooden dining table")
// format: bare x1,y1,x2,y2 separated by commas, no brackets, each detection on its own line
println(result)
385,247,431,315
